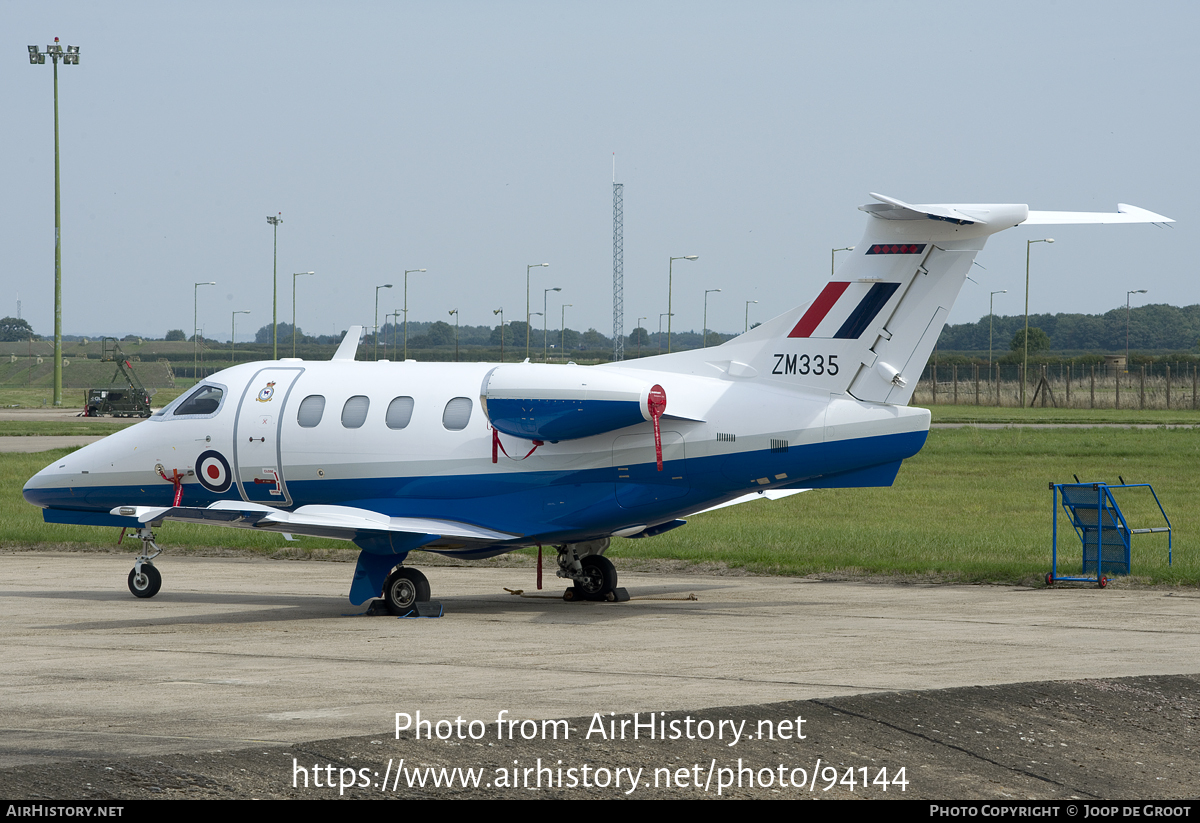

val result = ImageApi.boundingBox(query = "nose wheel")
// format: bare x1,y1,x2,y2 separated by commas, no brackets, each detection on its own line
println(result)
128,563,162,598
127,528,164,599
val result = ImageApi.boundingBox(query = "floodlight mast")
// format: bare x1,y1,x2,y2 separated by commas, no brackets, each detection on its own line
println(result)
267,214,282,359
194,281,216,383
403,269,425,361
526,263,548,360
1022,238,1054,406
27,38,80,406
745,300,758,333
667,255,698,352
543,287,561,362
292,272,314,358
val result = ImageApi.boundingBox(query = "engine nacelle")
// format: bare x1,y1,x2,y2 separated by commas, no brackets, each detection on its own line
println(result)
481,364,665,441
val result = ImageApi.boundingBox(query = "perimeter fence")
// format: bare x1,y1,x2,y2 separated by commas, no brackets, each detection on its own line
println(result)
915,362,1200,409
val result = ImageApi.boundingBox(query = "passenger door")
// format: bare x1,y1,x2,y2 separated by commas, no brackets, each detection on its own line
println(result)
233,366,305,506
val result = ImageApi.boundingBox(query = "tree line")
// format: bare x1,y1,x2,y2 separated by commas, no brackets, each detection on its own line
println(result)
937,304,1200,353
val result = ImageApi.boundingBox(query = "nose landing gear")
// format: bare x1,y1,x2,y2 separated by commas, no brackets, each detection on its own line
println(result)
127,528,164,599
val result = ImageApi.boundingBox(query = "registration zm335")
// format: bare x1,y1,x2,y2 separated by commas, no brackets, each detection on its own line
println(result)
23,194,1171,613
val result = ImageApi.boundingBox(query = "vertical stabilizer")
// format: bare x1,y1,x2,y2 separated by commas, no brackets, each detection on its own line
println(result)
615,195,1170,407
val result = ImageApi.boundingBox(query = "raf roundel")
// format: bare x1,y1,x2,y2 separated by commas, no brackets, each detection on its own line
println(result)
196,450,232,494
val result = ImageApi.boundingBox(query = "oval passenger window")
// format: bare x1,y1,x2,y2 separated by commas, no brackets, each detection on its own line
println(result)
296,395,326,428
341,396,370,429
386,396,415,429
442,397,472,431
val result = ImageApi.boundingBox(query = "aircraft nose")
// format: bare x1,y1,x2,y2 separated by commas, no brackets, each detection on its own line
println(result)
23,461,64,508
22,443,100,509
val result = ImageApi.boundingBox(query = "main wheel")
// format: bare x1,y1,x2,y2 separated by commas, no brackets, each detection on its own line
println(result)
577,555,617,601
1045,572,1055,586
1098,576,1109,589
382,567,431,615
128,564,162,599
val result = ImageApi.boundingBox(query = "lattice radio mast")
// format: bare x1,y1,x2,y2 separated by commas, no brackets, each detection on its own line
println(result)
612,155,624,361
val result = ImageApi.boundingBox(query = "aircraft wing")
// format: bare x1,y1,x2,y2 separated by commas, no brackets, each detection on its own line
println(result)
687,488,809,515
110,500,517,546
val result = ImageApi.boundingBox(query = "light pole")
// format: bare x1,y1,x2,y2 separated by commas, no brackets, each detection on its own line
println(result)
493,308,505,363
292,271,313,358
386,310,402,360
635,316,647,358
266,214,282,360
194,281,215,383
667,255,698,353
526,263,548,360
448,309,459,362
832,246,855,275
543,286,561,362
988,289,1007,370
374,284,393,361
231,310,250,365
531,312,543,350
703,289,721,347
27,38,80,406
560,304,572,361
1022,238,1054,406
1126,289,1147,371
658,312,672,353
745,300,758,333
402,268,426,360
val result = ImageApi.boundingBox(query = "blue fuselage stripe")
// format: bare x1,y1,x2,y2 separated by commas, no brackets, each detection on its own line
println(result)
28,430,927,544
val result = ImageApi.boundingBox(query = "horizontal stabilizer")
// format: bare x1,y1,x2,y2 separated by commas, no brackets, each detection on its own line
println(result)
1023,204,1174,225
861,193,987,225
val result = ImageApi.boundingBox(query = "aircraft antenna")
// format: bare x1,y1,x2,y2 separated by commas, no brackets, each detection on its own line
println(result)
612,166,624,362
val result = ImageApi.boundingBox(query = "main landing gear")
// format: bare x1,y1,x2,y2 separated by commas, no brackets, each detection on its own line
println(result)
127,528,164,599
556,540,627,602
381,567,433,616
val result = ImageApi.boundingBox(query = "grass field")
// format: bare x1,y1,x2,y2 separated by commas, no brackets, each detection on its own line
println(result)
928,404,1200,425
628,426,1193,585
2,424,1193,586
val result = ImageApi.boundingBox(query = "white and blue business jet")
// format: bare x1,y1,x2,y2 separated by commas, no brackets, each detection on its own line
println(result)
24,194,1171,613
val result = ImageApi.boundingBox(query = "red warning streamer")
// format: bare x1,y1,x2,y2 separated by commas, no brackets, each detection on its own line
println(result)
157,466,184,507
492,428,543,463
648,384,667,472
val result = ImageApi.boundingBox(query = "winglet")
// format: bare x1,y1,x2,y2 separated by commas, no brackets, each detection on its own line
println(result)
332,325,364,361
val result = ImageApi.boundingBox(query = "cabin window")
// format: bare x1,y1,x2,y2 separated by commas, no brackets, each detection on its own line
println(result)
297,395,326,428
442,397,472,431
172,385,223,417
385,396,415,429
342,395,370,428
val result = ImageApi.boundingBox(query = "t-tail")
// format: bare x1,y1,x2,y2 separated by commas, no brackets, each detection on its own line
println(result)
623,194,1172,405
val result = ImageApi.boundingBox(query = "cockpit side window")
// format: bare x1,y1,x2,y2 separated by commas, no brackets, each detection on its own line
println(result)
162,384,225,419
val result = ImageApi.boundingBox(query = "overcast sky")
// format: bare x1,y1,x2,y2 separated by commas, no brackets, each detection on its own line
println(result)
2,1,1194,342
